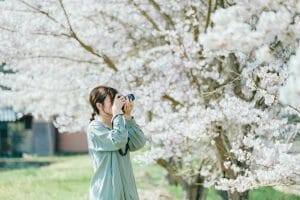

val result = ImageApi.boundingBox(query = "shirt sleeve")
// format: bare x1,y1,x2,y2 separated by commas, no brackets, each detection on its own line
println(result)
89,114,128,151
125,116,147,152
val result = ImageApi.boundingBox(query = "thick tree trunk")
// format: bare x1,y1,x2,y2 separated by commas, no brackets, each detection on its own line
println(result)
182,182,207,200
212,122,250,200
157,158,207,200
180,166,207,200
228,191,249,200
217,190,228,200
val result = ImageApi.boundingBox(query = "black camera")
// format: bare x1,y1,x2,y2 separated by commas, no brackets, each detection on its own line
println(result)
125,93,135,102
118,93,135,112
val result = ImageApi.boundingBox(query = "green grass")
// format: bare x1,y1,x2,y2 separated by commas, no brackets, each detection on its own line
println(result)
0,153,299,200
249,187,300,200
0,155,91,200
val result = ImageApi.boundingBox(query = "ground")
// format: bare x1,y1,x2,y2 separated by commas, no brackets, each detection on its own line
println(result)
0,153,299,200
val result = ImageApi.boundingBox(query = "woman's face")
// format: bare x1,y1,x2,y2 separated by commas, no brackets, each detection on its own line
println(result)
102,95,113,115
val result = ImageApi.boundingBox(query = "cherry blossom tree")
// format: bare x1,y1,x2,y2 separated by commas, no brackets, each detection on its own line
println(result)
0,1,300,200
280,46,300,110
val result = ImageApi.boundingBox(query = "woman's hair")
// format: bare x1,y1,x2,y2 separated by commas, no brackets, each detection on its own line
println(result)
89,85,118,122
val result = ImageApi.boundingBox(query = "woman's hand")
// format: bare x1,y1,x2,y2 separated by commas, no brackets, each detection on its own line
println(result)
123,99,134,119
112,94,126,116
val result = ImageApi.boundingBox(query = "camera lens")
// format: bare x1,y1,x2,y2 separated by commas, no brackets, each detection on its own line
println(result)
126,94,135,102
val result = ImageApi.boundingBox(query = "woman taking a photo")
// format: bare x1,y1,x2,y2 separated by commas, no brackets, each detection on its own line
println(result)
87,85,147,200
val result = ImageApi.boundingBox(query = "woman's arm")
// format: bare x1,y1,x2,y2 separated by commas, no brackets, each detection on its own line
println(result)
88,114,128,151
125,116,147,152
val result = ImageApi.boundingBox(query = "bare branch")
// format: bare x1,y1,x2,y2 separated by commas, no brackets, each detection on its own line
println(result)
186,68,202,96
129,0,160,31
205,0,212,33
162,94,184,108
58,0,118,72
190,5,200,41
16,55,101,65
57,0,73,31
84,12,140,50
148,0,175,29
288,105,300,115
0,8,37,14
156,158,187,186
0,26,16,33
18,0,67,29
31,31,70,38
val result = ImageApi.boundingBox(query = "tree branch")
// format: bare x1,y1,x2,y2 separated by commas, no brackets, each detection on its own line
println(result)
31,31,70,38
148,0,175,29
0,26,16,33
16,55,101,65
288,105,300,115
205,0,212,33
156,158,187,186
129,0,160,31
58,0,118,72
18,0,67,29
162,94,184,108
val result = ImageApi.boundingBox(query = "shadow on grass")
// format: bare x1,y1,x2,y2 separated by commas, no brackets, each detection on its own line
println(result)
0,160,52,171
0,152,87,171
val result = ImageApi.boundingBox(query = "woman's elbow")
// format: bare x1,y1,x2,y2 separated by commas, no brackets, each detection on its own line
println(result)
130,138,147,152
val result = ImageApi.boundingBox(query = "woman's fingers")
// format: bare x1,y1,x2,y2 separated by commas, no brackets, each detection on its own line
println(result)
115,94,134,112
121,97,126,103
129,101,133,107
126,102,133,110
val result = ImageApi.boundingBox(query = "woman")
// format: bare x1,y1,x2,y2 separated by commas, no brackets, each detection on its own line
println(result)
87,85,147,200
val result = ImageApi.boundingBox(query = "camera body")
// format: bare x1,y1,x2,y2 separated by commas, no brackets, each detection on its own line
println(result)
125,93,135,102
121,93,135,112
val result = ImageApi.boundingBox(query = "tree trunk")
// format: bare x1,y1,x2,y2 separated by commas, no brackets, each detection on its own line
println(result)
217,190,228,200
157,158,207,200
182,182,207,200
228,190,249,200
211,122,250,200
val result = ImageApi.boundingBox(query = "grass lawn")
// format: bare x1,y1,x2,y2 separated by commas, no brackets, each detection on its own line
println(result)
0,153,299,200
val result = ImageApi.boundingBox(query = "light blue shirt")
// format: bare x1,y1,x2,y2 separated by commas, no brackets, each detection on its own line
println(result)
87,114,147,200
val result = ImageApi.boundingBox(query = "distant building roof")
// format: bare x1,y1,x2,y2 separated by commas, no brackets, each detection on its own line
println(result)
0,107,23,122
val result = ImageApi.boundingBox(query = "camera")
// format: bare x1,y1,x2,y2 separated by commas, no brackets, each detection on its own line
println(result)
125,93,135,102
118,93,135,112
